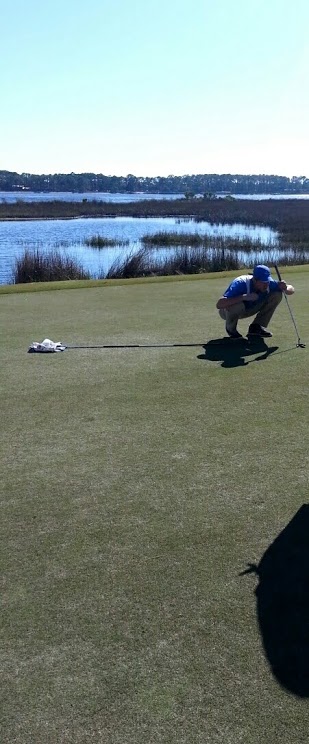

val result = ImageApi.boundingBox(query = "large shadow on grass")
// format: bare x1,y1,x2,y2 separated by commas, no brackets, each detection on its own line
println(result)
241,505,309,697
199,338,279,368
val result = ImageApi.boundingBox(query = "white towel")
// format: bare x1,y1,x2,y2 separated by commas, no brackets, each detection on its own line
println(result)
28,338,66,353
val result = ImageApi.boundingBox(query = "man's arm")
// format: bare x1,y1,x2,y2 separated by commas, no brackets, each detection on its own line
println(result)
278,281,295,296
216,291,258,310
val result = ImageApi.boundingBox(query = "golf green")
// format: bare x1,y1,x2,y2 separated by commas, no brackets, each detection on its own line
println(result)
1,269,308,743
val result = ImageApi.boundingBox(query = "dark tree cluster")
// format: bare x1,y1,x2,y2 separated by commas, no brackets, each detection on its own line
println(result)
0,170,308,195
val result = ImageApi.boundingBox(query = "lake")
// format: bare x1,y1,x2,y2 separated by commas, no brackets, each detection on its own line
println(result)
0,191,184,205
2,191,309,284
0,216,279,285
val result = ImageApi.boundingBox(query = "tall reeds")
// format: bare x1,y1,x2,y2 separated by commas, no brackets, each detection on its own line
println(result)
11,239,309,285
13,249,90,283
105,246,240,279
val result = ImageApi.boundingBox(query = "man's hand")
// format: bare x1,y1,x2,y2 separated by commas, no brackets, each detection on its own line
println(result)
278,280,288,291
245,292,259,301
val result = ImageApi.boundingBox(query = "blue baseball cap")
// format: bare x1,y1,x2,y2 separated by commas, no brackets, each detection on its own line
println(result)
253,265,271,282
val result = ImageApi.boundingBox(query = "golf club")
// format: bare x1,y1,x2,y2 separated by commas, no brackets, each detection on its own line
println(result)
274,264,306,348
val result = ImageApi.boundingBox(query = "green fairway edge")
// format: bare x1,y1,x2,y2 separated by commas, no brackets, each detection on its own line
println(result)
1,264,308,295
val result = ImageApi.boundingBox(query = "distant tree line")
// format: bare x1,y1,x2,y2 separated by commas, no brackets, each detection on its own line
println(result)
0,170,309,194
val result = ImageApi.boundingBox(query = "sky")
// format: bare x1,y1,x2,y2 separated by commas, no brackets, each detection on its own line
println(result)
1,0,308,178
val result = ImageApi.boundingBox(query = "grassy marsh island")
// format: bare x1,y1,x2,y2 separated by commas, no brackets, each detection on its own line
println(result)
84,234,129,248
1,195,309,245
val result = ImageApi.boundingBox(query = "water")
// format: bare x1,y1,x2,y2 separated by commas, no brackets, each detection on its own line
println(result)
0,191,184,204
217,193,309,200
1,191,309,204
0,216,278,284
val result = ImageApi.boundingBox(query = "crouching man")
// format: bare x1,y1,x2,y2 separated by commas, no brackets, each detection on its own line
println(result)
216,264,295,339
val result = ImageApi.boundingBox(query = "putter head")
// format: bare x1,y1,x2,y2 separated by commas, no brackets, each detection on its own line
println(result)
297,342,306,348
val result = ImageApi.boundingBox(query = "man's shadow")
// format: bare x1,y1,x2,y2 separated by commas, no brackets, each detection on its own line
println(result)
241,505,309,697
198,338,279,367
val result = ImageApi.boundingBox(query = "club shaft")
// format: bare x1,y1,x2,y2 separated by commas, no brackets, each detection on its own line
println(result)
274,264,302,344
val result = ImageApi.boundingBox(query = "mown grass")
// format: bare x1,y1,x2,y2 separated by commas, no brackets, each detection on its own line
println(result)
1,270,308,743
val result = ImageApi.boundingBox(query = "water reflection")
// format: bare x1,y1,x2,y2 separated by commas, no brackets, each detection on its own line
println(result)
1,191,309,203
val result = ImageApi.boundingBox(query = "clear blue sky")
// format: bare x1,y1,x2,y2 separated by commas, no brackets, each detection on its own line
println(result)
1,0,308,177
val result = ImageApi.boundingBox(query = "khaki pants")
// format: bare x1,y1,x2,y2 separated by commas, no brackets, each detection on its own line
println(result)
219,292,282,333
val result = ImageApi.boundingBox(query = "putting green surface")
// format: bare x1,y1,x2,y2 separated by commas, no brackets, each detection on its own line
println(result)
1,271,308,743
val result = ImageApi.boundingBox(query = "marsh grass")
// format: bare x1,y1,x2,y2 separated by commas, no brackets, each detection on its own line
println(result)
11,238,309,285
1,195,309,246
106,247,151,278
141,232,272,252
13,249,90,283
142,231,204,246
105,246,240,278
105,238,309,279
84,234,129,248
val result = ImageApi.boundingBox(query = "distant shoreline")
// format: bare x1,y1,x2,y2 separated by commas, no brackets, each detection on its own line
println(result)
1,169,308,197
0,215,120,221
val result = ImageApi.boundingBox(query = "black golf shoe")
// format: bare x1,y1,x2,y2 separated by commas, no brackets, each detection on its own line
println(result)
248,323,273,338
226,328,243,340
